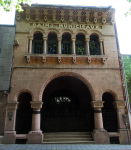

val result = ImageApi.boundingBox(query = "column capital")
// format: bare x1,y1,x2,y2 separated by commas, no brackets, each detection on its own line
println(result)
57,37,62,41
7,101,19,111
30,101,43,109
71,38,76,42
91,101,104,109
28,36,33,40
113,100,125,109
99,39,103,42
85,38,90,42
43,37,48,41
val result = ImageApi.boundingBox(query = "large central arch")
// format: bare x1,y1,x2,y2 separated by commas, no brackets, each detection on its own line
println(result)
41,74,94,132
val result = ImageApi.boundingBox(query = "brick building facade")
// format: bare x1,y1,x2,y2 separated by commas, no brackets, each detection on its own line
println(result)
3,4,128,144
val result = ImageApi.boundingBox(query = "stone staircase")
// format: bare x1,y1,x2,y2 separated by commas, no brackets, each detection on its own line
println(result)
43,132,95,144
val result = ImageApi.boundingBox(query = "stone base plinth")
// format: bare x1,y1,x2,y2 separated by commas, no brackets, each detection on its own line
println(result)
27,131,43,144
3,131,16,144
93,129,110,144
118,129,130,144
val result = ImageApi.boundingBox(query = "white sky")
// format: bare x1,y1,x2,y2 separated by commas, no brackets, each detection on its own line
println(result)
0,0,131,54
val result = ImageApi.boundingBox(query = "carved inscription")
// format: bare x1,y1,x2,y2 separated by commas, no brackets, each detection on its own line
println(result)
31,23,102,30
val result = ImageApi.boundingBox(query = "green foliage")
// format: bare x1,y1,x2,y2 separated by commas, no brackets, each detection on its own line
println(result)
0,0,32,12
123,55,131,102
125,0,131,16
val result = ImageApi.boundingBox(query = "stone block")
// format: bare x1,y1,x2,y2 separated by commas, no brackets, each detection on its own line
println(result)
3,131,16,144
27,131,43,144
93,129,110,144
118,129,130,144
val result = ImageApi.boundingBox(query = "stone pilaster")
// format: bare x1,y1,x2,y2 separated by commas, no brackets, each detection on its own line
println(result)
3,101,19,144
85,38,90,55
57,37,62,54
113,101,128,144
71,38,76,55
91,101,109,144
99,39,104,55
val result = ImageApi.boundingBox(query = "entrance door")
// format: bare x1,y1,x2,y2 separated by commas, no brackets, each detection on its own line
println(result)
41,89,92,132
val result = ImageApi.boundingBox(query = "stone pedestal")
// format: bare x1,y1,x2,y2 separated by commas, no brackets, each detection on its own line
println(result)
93,129,110,144
3,131,16,144
27,131,43,144
118,129,130,144
27,101,43,144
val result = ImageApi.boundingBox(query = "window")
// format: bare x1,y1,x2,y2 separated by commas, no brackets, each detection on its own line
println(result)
75,35,85,55
32,33,43,54
89,35,100,55
48,34,57,54
62,34,71,54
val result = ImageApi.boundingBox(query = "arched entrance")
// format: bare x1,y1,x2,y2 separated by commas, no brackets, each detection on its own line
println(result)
15,92,32,134
41,76,94,132
102,92,118,132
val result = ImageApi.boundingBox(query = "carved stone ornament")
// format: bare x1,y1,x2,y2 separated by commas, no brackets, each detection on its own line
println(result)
14,40,19,46
86,17,89,24
87,56,91,64
27,56,30,63
44,16,47,22
35,16,39,21
73,57,76,64
91,101,104,109
102,57,108,65
58,56,61,64
53,16,56,22
78,17,81,23
61,16,64,23
102,17,106,24
111,18,115,25
26,16,30,21
7,101,19,111
94,17,97,24
69,17,72,23
113,101,125,109
16,15,20,21
30,101,43,109
43,56,46,63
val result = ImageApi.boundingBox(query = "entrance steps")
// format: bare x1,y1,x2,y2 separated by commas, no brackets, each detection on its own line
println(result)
43,132,95,144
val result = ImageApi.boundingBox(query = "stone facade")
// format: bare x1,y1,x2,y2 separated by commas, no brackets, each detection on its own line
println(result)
3,4,128,144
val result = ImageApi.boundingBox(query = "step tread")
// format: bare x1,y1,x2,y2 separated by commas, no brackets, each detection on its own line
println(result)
42,141,95,144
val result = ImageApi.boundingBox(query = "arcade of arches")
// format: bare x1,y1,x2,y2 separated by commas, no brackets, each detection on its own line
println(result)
10,76,126,144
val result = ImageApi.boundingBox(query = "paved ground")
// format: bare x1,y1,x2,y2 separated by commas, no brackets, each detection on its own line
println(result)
0,144,131,150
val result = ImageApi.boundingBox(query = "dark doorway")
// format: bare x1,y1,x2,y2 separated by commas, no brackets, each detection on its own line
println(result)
15,92,32,134
41,76,94,132
102,92,118,132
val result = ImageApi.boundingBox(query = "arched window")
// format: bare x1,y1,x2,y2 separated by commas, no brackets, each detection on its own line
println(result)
48,34,57,54
62,34,71,54
75,35,85,55
32,33,43,54
89,35,100,55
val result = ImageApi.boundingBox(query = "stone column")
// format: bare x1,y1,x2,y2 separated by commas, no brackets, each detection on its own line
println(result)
85,38,90,55
57,37,62,54
3,101,19,144
71,38,76,55
113,101,128,144
99,39,103,55
43,37,47,54
91,101,109,144
27,101,43,144
29,37,33,53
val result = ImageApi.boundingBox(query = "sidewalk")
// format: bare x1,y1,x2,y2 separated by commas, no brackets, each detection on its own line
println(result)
0,144,131,150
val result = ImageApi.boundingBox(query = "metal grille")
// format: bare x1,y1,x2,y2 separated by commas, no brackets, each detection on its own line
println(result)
56,10,61,15
34,41,43,54
39,9,44,14
73,11,78,15
76,43,85,55
30,9,35,13
81,11,86,15
15,112,32,134
48,42,57,54
106,12,112,17
64,10,69,15
97,12,103,16
102,110,118,132
89,12,94,16
41,111,93,132
62,43,71,54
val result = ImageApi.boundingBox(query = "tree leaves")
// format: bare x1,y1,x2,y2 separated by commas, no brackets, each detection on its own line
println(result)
0,0,32,12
